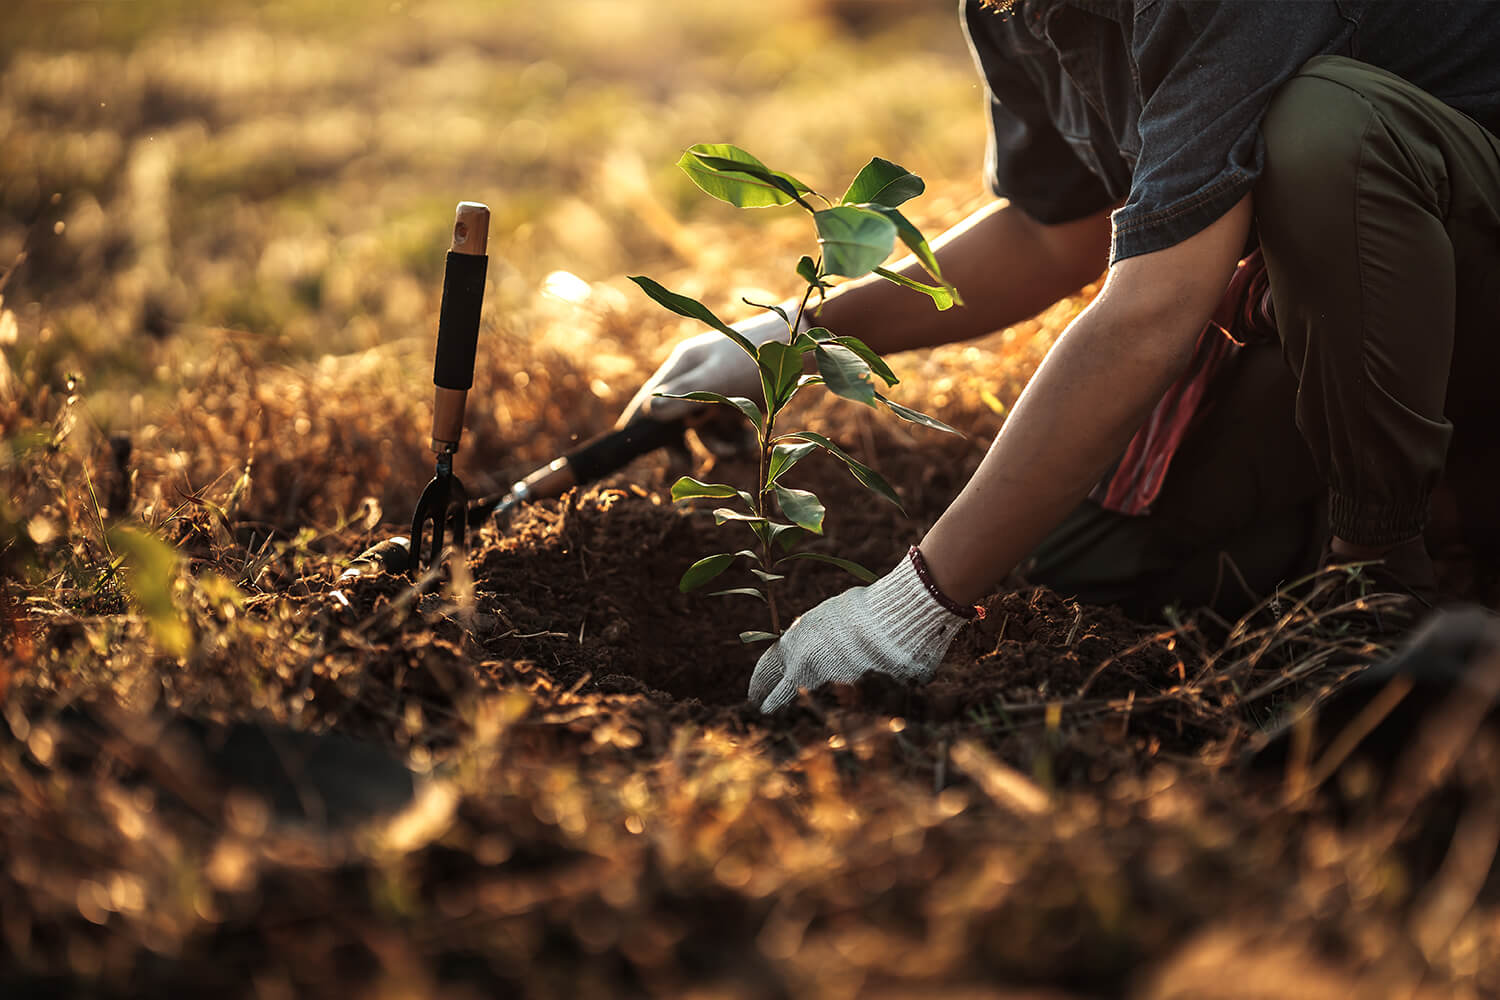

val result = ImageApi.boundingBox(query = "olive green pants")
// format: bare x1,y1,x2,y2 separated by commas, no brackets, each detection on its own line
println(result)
1024,342,1327,622
1027,56,1500,620
1258,56,1500,548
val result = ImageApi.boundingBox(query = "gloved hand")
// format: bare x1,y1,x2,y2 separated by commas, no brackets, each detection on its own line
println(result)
748,547,979,714
618,302,805,427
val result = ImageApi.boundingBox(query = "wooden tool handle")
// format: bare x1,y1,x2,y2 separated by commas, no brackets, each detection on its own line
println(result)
431,202,490,452
450,201,490,256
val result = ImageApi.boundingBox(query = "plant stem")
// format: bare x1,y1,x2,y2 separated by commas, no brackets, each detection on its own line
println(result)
756,419,781,635
762,273,822,638
790,266,821,335
766,559,781,635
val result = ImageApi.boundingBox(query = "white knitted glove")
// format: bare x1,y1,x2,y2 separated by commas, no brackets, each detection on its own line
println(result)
619,301,807,426
748,547,978,714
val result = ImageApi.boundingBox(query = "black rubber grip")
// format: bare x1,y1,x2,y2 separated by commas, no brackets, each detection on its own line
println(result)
433,251,488,390
566,418,685,484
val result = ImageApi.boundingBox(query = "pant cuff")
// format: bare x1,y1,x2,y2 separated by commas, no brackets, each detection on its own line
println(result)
1328,491,1428,548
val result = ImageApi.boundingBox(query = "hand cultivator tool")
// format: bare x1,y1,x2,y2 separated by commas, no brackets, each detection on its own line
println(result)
469,415,687,523
340,416,690,584
337,199,694,585
409,201,490,576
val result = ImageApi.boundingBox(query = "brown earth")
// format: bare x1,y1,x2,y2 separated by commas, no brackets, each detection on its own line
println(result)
7,381,1497,999
322,414,1235,765
9,293,1496,1000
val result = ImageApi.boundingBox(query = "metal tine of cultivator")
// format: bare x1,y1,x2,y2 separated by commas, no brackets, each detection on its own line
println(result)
409,201,489,576
410,457,469,574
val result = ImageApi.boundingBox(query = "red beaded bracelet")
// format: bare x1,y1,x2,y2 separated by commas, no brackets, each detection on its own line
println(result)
907,546,985,620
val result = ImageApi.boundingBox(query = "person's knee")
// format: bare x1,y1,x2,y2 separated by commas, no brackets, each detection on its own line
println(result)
1256,58,1378,238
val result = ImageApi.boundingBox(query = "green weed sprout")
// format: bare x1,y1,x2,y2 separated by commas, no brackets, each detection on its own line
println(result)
630,143,962,642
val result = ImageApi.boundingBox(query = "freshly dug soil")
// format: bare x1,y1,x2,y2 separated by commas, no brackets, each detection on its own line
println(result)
321,417,1332,777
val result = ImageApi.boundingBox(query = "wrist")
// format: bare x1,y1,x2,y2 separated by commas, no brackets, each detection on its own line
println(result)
866,548,982,627
849,549,977,679
912,523,996,607
907,546,984,620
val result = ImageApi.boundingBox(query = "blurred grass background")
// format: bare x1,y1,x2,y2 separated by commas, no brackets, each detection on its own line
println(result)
1,0,1024,535
1,0,984,413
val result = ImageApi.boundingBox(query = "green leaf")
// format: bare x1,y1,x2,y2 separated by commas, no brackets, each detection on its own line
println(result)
770,521,808,551
653,390,763,433
713,508,768,526
109,527,191,657
776,430,904,511
671,476,755,510
814,343,877,407
680,552,737,592
827,335,897,387
708,587,767,603
873,267,955,311
752,520,808,552
767,440,818,485
757,340,803,414
686,151,812,202
777,333,822,404
876,392,962,436
790,374,825,396
751,569,786,583
627,276,758,358
796,255,820,285
671,476,740,502
743,297,791,327
678,144,812,209
840,156,925,208
776,551,879,583
814,206,897,278
859,206,961,304
740,631,779,644
774,486,825,534
861,205,938,275
734,548,763,565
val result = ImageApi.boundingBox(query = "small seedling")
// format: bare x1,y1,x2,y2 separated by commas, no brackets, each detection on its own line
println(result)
630,143,962,643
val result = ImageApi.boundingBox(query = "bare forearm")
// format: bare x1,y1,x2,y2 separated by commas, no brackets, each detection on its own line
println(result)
918,196,1254,604
917,292,1198,603
812,199,1111,353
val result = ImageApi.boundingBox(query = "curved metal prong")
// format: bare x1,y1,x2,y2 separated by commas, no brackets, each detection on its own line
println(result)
409,474,450,576
408,473,469,576
445,475,468,556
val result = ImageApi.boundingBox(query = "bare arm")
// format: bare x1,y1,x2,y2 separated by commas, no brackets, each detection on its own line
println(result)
814,198,1113,352
621,197,1111,428
918,195,1254,604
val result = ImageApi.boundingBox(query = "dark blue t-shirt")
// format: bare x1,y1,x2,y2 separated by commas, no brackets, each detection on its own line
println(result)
963,0,1500,263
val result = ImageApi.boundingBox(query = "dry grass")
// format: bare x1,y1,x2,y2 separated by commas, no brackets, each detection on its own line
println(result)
2,2,1497,997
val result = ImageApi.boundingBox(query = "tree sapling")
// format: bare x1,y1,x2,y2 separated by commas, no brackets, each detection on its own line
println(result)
630,143,962,643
